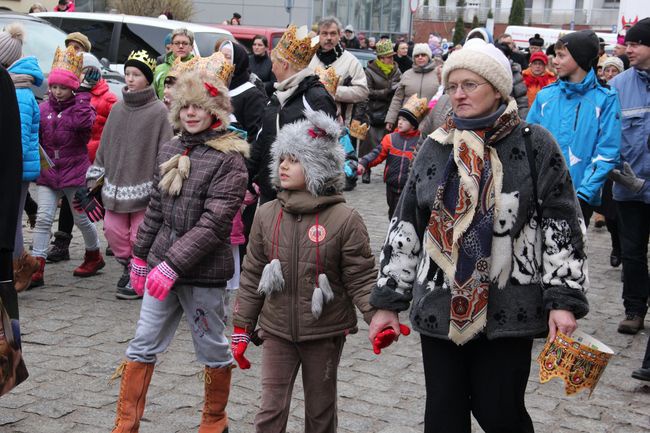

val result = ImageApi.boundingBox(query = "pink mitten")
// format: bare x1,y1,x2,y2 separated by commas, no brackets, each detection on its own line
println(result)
145,261,178,300
372,324,411,355
130,257,148,296
231,326,251,369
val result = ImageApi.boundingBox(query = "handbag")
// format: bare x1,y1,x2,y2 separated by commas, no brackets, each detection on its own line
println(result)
0,285,28,397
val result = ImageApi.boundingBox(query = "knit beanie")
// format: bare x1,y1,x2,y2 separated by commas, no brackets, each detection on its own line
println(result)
412,43,432,58
0,23,24,68
625,17,650,46
442,38,513,101
558,30,599,72
124,50,156,84
529,33,544,47
270,108,345,197
530,51,548,65
65,32,92,53
602,56,624,73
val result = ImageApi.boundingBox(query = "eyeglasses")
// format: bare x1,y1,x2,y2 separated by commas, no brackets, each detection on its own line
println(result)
444,81,490,95
173,41,191,47
413,53,429,58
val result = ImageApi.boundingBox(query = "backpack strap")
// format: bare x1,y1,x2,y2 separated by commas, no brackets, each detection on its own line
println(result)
522,123,542,223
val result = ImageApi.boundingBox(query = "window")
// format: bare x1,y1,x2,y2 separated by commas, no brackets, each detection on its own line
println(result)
0,18,66,74
52,18,114,61
117,23,169,63
195,33,233,57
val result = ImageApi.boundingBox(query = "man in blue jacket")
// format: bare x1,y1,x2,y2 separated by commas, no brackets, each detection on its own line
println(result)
609,18,650,338
527,30,621,226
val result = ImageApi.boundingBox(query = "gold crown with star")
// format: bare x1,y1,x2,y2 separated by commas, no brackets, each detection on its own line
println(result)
273,25,319,70
314,66,340,97
194,52,235,84
127,50,157,72
349,119,370,140
51,46,84,78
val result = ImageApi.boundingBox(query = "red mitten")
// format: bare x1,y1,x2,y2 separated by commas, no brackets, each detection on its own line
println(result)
231,326,251,369
130,257,148,296
372,324,411,355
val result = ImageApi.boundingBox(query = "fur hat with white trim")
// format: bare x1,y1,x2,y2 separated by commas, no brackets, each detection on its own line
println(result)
270,108,345,197
442,38,513,101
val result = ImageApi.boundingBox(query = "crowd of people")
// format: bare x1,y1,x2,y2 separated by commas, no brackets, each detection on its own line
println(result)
0,10,649,433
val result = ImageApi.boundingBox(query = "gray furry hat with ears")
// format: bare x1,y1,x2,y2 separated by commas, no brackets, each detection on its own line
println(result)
270,108,345,196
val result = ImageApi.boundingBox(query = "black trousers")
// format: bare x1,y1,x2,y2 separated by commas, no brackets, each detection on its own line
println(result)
387,187,400,221
57,196,75,234
579,199,594,228
421,334,534,433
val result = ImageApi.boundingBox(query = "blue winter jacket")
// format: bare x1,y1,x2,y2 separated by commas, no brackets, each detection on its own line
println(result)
8,56,43,181
609,68,650,204
527,69,621,206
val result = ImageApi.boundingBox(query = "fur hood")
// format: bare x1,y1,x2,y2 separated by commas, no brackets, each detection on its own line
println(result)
270,108,345,196
169,71,231,131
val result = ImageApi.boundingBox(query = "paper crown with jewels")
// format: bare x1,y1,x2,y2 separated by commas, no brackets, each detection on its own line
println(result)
51,45,83,78
273,25,319,70
194,52,235,84
314,66,339,97
167,55,199,80
349,119,369,140
127,50,157,72
398,94,430,127
537,330,614,396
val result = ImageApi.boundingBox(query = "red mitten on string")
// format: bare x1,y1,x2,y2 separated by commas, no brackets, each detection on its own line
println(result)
372,324,411,355
231,326,251,369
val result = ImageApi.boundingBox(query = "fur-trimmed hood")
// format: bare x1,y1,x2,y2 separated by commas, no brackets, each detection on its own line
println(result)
270,108,345,196
169,70,232,132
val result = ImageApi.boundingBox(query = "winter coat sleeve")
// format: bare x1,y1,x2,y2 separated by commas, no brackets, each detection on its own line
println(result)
369,139,433,311
335,57,369,104
574,92,621,205
306,86,338,118
511,66,529,119
164,152,248,276
340,209,376,323
233,206,269,333
531,125,589,319
86,106,113,186
525,95,542,125
72,93,96,131
385,77,406,125
361,133,391,169
238,87,266,143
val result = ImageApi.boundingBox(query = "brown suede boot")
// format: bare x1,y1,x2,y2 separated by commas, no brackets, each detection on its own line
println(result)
73,249,105,277
198,366,232,433
111,360,155,433
14,252,41,292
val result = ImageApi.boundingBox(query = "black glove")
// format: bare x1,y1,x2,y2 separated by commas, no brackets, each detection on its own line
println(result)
73,188,105,222
79,66,101,92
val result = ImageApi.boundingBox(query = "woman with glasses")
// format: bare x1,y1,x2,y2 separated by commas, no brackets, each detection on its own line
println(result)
385,43,439,132
368,38,589,433
153,28,195,99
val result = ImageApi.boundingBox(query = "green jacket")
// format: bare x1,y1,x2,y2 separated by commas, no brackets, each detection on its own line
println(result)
153,51,195,99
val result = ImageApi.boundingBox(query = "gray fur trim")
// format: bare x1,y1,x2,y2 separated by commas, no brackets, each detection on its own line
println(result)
270,108,346,196
318,274,334,303
311,274,334,319
258,259,284,296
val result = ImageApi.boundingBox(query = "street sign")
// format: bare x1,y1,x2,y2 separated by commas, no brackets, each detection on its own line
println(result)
410,0,419,14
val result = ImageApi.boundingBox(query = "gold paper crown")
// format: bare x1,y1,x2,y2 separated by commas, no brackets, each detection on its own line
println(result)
167,56,199,79
51,46,83,78
194,52,235,84
400,94,429,123
537,330,614,396
349,119,370,141
314,66,340,97
273,25,319,70
127,50,157,72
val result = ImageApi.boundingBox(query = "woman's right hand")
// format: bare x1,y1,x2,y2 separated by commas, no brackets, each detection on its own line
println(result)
368,309,400,342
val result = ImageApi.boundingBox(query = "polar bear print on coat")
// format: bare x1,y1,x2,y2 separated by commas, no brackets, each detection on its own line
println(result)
490,191,519,289
511,212,542,285
378,218,421,294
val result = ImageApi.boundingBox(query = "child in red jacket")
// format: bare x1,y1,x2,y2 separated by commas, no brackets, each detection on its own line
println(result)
357,94,429,219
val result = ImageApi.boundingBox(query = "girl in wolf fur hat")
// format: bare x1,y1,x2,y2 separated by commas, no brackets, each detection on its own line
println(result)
109,69,248,433
232,108,377,432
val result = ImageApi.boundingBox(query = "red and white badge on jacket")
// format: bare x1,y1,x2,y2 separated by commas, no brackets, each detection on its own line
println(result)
308,224,327,243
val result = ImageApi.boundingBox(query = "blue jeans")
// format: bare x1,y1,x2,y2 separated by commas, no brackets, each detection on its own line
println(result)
126,285,232,368
616,200,650,317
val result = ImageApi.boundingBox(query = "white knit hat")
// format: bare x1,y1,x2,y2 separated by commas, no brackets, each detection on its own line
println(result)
442,38,513,101
412,43,432,59
0,23,24,68
601,56,624,73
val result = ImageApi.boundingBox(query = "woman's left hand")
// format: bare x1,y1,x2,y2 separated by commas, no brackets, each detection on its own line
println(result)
548,309,577,342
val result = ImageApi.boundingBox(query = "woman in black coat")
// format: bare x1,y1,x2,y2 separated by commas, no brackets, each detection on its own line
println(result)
248,35,276,98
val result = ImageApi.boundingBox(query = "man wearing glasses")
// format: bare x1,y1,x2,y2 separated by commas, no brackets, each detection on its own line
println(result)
154,28,195,99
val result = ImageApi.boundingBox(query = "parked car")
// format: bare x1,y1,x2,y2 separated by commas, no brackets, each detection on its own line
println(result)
35,12,234,73
0,11,123,100
347,48,376,69
211,24,285,53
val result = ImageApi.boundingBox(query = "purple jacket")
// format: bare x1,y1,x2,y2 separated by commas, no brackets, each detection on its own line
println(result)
38,92,95,189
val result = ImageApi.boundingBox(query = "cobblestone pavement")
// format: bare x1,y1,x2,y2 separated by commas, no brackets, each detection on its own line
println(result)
1,172,649,433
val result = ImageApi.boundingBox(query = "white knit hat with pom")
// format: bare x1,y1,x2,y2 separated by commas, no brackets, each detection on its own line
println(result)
0,23,24,67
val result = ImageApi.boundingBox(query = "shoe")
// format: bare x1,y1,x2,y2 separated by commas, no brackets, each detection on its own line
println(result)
14,253,41,292
116,283,142,300
117,266,130,289
73,249,105,277
362,170,371,184
106,246,114,257
593,213,606,228
610,253,621,268
199,366,232,433
632,367,650,382
30,257,46,288
47,231,72,263
617,314,645,334
110,360,154,433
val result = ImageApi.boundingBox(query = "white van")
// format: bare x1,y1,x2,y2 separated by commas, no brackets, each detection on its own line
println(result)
504,25,617,51
34,12,234,74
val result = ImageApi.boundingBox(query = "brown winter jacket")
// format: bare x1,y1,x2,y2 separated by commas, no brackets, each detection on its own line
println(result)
133,129,248,287
233,190,376,342
365,59,402,127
